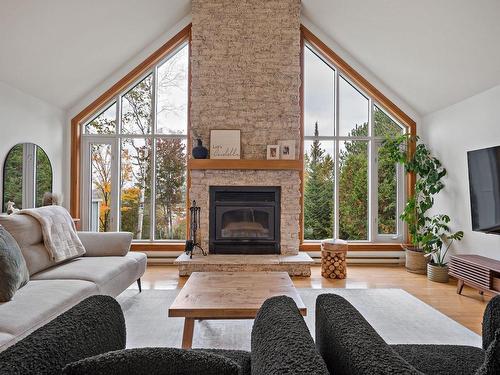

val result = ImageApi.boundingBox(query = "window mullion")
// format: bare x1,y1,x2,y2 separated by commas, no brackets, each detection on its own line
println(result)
110,137,120,232
334,68,340,239
398,158,406,241
114,94,122,232
150,67,158,241
368,99,375,242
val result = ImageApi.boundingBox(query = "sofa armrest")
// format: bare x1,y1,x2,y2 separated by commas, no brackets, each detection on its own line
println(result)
0,295,126,375
315,294,423,375
78,231,132,257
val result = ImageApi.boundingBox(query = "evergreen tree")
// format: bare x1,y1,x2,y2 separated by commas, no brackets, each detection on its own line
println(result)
304,122,334,240
155,137,187,240
337,109,402,239
3,144,23,210
338,123,369,240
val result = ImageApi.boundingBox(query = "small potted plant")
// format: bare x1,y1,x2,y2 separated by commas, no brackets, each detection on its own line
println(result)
423,214,464,283
383,134,447,274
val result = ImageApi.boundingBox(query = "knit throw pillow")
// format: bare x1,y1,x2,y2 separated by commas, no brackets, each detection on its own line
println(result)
0,225,29,302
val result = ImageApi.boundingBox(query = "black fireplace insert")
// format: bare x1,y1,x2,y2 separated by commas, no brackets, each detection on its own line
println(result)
209,186,281,254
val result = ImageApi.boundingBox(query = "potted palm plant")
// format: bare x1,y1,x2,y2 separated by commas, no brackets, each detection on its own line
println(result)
383,134,447,274
423,215,464,282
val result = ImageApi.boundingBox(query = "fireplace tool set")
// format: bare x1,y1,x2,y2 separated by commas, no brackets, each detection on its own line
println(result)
185,200,207,259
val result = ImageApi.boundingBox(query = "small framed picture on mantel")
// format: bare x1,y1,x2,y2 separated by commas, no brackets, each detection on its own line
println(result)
267,145,280,160
278,140,296,160
210,130,241,159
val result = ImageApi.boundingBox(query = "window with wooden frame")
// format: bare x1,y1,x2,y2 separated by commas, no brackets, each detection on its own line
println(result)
301,26,416,248
72,26,191,246
71,24,415,251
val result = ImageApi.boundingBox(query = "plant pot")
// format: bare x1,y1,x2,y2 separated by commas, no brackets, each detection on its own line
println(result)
427,263,449,283
402,245,428,274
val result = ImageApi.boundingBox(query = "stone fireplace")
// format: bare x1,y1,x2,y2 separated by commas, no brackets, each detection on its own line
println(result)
184,0,303,266
190,169,301,255
188,0,303,258
209,186,281,254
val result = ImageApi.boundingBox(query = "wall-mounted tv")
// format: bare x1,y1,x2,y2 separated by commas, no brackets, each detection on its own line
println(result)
467,145,500,234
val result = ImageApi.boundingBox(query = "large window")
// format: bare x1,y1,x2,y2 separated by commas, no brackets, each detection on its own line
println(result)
303,45,405,242
81,42,189,241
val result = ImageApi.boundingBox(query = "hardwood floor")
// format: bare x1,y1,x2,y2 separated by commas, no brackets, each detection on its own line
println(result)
138,264,491,335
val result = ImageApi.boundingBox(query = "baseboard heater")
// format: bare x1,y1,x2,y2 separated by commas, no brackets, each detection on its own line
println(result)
140,250,405,265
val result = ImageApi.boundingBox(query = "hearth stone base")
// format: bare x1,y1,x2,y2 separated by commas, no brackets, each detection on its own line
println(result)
175,253,314,277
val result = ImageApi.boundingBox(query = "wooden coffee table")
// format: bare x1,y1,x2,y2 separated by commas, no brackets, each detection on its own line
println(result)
168,272,306,349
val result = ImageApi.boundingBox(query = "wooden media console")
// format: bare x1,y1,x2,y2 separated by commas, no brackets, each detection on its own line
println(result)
449,254,500,295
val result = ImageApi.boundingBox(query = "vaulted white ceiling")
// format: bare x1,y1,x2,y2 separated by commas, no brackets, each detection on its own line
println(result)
0,0,499,116
302,0,500,115
0,0,190,110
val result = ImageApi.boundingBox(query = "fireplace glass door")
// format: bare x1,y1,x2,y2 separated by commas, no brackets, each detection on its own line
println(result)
209,186,280,254
216,206,274,240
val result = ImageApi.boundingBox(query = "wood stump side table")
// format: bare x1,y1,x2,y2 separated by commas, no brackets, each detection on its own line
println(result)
321,239,348,279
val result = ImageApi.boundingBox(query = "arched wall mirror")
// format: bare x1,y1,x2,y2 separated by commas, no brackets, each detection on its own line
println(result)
2,143,53,212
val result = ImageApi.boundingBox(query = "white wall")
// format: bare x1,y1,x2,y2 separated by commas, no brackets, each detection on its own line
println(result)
422,84,500,260
0,80,67,210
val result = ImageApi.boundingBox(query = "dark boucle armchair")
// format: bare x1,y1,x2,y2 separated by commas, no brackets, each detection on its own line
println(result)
316,293,500,375
0,295,126,375
0,294,329,375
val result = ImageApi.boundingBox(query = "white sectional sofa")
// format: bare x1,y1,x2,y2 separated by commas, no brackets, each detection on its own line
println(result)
0,214,146,352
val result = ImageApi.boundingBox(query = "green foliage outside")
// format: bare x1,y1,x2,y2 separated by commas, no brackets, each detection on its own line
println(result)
304,122,334,240
338,125,368,240
88,58,187,240
304,108,403,241
35,147,52,207
155,138,187,240
3,144,23,210
3,144,52,211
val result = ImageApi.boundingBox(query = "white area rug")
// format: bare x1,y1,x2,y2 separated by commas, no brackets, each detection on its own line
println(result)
117,288,481,350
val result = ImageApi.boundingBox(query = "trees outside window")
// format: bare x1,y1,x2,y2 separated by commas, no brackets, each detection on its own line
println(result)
81,43,188,241
304,44,405,242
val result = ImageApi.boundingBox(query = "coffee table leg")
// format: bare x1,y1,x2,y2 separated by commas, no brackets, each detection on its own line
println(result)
182,318,195,349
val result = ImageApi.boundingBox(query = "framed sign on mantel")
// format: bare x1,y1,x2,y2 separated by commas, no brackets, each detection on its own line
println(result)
210,130,241,159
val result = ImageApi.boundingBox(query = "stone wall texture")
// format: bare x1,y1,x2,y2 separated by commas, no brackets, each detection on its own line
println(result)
190,170,301,254
190,0,302,255
191,0,302,158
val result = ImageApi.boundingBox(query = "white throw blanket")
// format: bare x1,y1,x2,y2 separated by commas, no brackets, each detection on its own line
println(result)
18,206,86,262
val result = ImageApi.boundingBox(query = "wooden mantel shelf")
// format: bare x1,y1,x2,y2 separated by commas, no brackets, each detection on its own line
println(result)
188,159,303,171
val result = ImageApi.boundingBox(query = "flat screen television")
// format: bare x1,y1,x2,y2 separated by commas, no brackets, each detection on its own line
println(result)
467,145,500,234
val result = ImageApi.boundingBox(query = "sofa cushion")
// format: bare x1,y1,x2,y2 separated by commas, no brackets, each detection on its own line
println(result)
62,348,243,375
0,214,55,275
31,252,147,296
0,279,98,351
78,231,132,257
0,226,29,302
251,295,329,375
0,333,14,351
392,344,485,375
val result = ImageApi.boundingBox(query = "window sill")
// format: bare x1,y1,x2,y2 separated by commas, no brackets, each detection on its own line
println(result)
131,242,405,252
131,242,186,251
299,243,405,252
